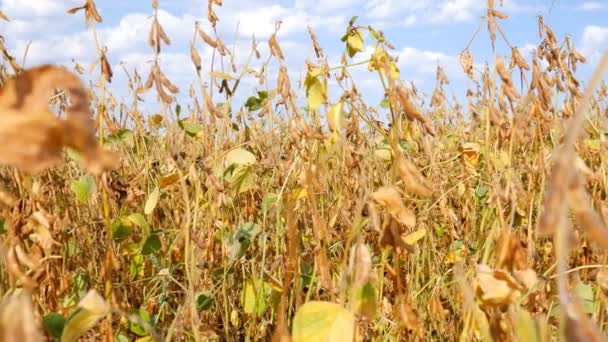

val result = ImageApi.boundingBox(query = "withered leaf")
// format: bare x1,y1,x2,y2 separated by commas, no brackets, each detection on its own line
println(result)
0,65,116,174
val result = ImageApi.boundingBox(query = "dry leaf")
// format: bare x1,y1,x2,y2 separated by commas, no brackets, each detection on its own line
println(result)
0,65,116,174
371,186,416,228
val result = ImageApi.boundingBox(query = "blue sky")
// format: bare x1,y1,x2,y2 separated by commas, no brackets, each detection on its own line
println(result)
0,0,607,117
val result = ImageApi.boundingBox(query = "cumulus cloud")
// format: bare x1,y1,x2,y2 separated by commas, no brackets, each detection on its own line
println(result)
579,25,608,61
1,0,70,18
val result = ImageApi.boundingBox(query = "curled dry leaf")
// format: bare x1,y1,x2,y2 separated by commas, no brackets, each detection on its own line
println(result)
67,0,103,26
371,186,416,228
0,65,117,174
474,264,523,307
394,152,433,198
459,142,480,176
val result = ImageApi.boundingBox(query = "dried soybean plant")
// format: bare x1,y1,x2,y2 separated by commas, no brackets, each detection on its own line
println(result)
538,51,608,340
137,0,179,106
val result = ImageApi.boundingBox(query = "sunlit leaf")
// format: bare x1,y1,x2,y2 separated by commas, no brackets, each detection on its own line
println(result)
241,278,273,315
304,73,326,112
225,147,256,166
61,290,110,342
128,308,151,337
144,187,161,215
402,228,427,245
292,301,355,342
209,70,236,80
70,175,97,204
107,129,135,148
327,101,343,132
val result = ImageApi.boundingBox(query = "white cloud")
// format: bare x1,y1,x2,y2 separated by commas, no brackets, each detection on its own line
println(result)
580,25,608,61
397,46,464,82
0,0,72,18
211,3,346,39
361,0,538,26
577,2,608,11
429,0,483,24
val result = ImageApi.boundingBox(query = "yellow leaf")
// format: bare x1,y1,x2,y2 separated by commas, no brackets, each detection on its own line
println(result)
346,30,364,57
327,101,343,132
61,290,110,342
402,228,426,245
305,73,326,112
225,147,256,166
144,187,161,215
292,301,355,342
374,148,392,161
209,70,236,80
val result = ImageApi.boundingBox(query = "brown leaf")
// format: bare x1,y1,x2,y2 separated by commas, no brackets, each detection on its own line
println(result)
371,186,416,228
0,65,116,174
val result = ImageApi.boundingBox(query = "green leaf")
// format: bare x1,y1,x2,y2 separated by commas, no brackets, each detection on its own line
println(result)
144,187,161,215
379,97,390,109
354,282,377,319
515,309,541,342
130,254,144,277
586,138,601,151
196,293,214,311
475,184,489,199
292,301,355,342
0,218,6,234
70,175,96,204
112,217,133,242
115,334,130,342
43,313,66,339
574,282,595,314
175,104,182,116
228,222,261,260
106,129,135,148
244,91,269,112
348,15,359,27
66,147,83,163
141,234,161,255
304,73,326,112
228,164,255,194
225,147,257,166
261,193,279,214
241,278,273,315
128,213,150,233
245,96,263,112
61,290,110,342
178,119,204,137
128,308,151,337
